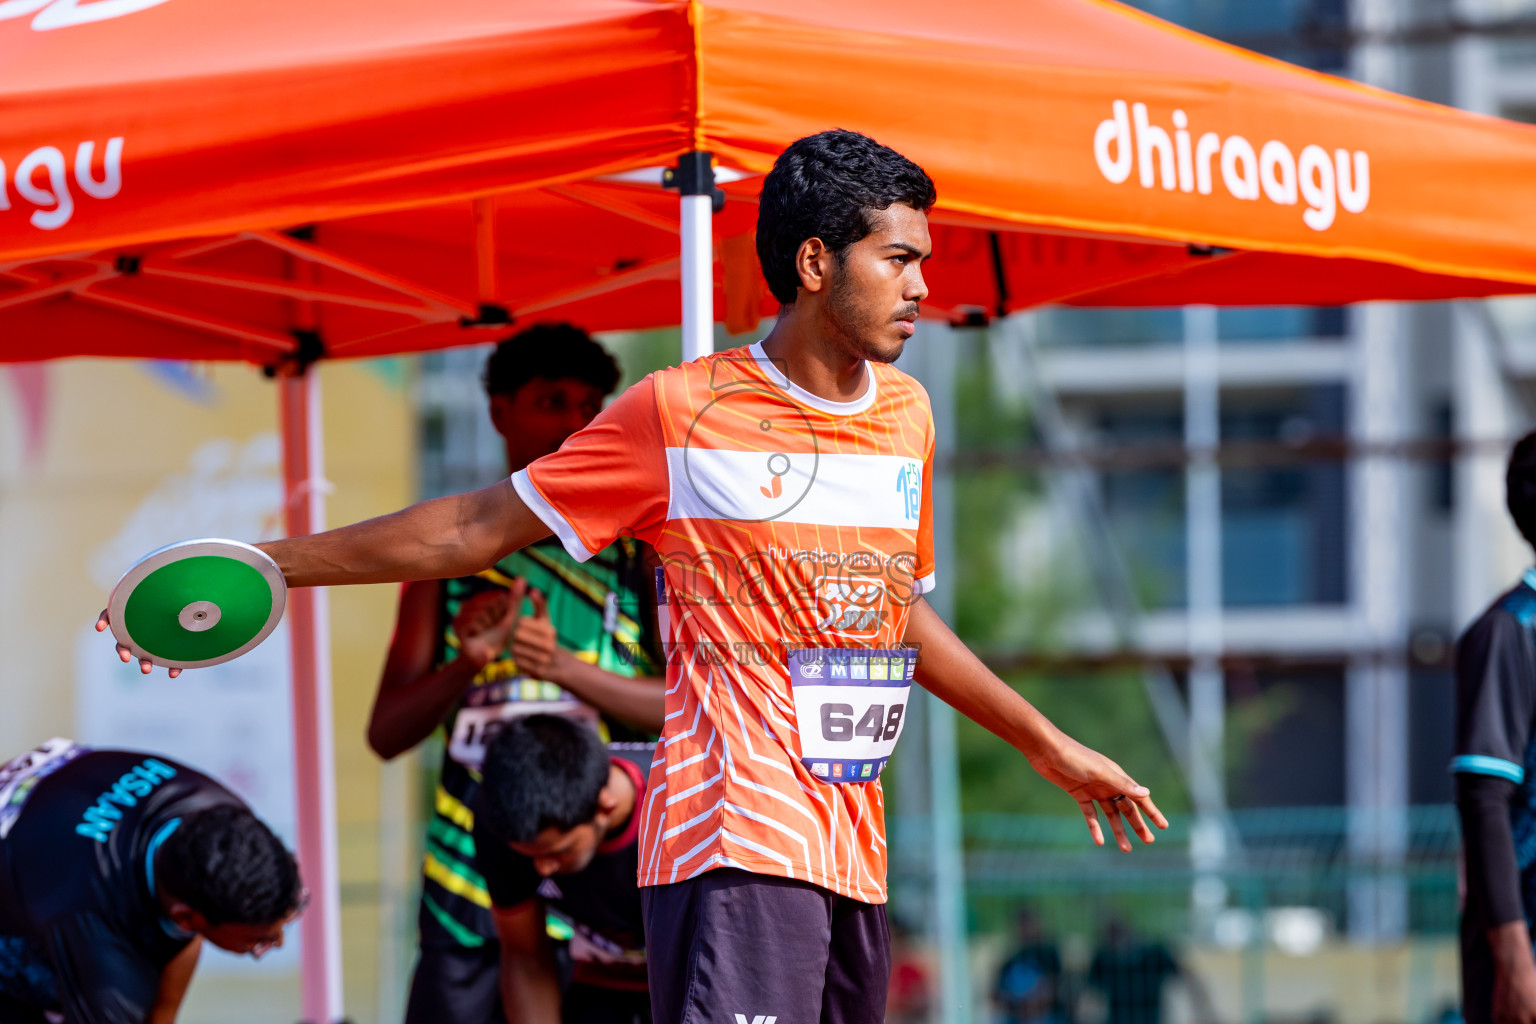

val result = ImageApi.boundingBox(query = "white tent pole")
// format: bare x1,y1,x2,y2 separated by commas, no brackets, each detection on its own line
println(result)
280,368,345,1024
680,193,713,361
671,152,717,362
906,321,969,1024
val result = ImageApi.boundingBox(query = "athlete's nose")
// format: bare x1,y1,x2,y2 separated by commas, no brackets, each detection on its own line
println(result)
905,263,929,304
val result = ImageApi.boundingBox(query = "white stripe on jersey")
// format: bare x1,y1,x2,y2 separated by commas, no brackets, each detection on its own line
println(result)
663,448,924,530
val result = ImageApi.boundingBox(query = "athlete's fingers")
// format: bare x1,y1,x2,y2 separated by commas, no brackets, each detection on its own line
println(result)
139,657,153,675
95,610,109,632
168,667,182,679
504,579,528,624
1077,799,1105,847
510,625,556,662
1134,791,1169,832
1121,799,1157,844
116,642,132,663
529,588,548,620
1105,766,1150,800
1100,800,1133,852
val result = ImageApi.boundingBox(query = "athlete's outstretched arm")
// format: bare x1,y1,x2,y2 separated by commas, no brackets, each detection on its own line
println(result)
98,480,552,674
256,479,550,587
905,597,1168,851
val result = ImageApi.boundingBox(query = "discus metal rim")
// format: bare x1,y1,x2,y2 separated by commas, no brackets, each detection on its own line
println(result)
107,538,287,670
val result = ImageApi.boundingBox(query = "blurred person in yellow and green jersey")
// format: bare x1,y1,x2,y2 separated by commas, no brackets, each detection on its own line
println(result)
367,324,664,1024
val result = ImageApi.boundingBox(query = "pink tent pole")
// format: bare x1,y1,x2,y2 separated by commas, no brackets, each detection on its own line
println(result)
279,368,346,1023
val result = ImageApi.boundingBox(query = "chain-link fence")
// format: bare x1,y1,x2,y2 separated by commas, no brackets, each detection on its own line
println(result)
889,806,1462,1024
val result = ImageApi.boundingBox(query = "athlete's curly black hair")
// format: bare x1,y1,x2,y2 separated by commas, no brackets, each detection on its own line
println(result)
157,805,302,926
482,322,620,399
756,129,937,305
1508,431,1536,548
480,715,611,844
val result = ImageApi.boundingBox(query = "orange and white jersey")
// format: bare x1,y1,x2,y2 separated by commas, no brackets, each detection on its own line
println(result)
513,343,935,902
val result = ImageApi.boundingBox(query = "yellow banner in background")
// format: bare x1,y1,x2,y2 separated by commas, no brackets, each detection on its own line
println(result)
0,357,418,1023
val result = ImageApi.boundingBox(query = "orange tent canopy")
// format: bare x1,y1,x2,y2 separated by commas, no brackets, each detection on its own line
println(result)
3,0,1536,362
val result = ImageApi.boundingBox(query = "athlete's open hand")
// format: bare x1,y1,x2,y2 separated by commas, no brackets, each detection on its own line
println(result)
451,582,523,669
1027,732,1168,852
904,598,1170,851
95,609,183,678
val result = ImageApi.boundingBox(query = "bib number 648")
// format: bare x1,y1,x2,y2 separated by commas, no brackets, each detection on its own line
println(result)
820,703,904,743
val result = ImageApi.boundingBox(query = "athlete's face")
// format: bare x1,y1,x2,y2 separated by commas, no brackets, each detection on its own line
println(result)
815,204,931,365
508,772,626,877
202,919,290,957
511,821,605,878
490,376,607,472
177,899,305,958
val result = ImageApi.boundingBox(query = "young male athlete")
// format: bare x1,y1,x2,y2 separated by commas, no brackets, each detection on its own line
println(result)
475,716,651,1024
1453,432,1536,1024
0,741,304,1024
367,324,664,1024
102,129,1167,1024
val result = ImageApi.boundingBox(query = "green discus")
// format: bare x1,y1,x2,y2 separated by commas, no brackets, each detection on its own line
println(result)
107,539,287,669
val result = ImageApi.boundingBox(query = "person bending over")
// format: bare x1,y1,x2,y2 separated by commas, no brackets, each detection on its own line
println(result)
475,716,650,1024
1455,431,1536,1024
367,324,665,1024
0,741,303,1024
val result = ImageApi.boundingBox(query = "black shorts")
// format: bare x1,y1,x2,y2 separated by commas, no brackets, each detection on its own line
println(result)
567,983,652,1024
406,942,646,1024
0,993,46,1024
642,869,890,1024
406,944,505,1024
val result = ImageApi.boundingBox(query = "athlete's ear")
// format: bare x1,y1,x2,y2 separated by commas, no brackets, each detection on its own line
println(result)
166,902,206,934
488,392,515,434
795,237,831,296
595,778,622,818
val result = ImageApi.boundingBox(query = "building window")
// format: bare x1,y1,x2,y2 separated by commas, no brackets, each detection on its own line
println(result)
1223,665,1347,808
1038,306,1347,348
1124,0,1349,71
1094,385,1349,609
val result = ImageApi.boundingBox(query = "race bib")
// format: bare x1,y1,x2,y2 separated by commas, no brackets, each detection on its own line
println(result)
0,738,89,838
447,680,596,770
788,648,916,784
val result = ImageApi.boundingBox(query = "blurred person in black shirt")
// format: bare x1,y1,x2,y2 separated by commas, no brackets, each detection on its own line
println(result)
1454,431,1536,1024
1086,917,1210,1024
473,716,650,1024
994,907,1065,1024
